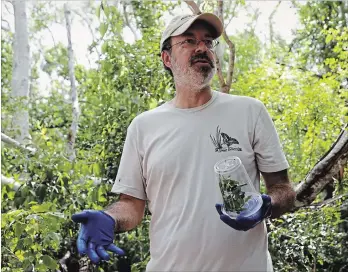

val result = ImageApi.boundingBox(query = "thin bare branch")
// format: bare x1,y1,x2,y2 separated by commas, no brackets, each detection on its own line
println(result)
269,1,281,45
123,3,139,40
311,194,348,208
4,1,14,14
46,25,57,49
184,0,201,14
72,8,101,66
224,0,238,29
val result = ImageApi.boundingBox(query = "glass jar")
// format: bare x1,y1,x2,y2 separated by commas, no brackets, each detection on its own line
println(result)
214,156,263,218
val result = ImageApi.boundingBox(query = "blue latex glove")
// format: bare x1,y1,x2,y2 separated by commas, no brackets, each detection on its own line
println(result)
71,210,125,264
215,194,272,231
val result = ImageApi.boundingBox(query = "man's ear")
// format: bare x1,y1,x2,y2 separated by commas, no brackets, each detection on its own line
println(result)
161,51,172,69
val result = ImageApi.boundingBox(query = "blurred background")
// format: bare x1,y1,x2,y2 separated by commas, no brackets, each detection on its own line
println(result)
1,0,347,271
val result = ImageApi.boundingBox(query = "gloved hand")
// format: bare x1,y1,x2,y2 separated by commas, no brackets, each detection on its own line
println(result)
215,194,272,231
71,210,125,264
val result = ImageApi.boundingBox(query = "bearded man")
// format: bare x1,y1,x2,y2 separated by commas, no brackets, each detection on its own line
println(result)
71,13,296,271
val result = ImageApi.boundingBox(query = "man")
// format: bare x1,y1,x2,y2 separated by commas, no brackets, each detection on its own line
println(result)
72,12,296,271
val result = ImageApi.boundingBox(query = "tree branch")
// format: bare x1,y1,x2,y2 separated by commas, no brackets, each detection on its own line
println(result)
224,0,238,29
4,2,13,14
2,19,10,32
73,8,101,66
310,194,348,208
1,133,36,153
2,25,10,31
295,124,348,208
217,0,235,93
64,3,80,162
269,1,281,45
123,3,138,40
58,251,70,272
46,25,57,49
184,1,201,14
215,52,226,87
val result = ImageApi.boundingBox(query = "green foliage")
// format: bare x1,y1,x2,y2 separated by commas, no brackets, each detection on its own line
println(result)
42,43,69,78
1,33,14,129
1,1,347,271
269,203,347,272
129,0,176,34
1,33,13,95
1,137,119,271
234,60,343,182
291,1,345,73
30,3,57,34
1,200,64,271
232,30,262,78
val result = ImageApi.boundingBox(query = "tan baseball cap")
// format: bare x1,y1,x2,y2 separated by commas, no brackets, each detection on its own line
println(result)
160,13,224,52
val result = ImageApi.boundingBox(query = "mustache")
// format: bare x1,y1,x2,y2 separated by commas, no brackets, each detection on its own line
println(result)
190,53,214,68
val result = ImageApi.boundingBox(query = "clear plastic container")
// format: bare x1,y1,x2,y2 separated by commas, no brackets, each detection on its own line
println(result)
214,156,263,218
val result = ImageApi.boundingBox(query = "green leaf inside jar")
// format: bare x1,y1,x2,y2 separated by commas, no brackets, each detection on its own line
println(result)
219,176,252,213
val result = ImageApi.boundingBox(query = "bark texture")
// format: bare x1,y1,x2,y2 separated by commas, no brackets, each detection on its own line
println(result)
64,3,80,162
11,0,31,144
295,124,348,207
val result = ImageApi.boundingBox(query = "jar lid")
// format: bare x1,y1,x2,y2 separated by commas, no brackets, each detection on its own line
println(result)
214,156,241,174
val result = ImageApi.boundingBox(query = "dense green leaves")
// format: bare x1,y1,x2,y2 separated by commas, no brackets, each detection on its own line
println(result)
269,203,347,272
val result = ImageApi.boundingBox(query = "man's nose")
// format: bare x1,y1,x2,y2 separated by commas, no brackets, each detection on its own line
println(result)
195,40,208,53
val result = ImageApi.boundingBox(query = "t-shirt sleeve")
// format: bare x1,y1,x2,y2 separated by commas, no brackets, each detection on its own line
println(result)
111,119,147,200
253,102,289,173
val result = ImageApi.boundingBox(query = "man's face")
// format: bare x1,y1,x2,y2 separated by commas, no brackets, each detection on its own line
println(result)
163,22,217,90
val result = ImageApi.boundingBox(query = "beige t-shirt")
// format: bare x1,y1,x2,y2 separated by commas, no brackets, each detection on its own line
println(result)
111,90,289,271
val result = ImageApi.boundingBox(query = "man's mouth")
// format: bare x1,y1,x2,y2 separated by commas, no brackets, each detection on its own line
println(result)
191,59,212,67
193,59,210,63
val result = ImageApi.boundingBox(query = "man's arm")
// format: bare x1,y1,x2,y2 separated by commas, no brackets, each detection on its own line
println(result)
104,194,146,233
261,169,296,219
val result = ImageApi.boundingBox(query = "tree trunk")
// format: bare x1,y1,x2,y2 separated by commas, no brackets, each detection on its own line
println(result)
64,3,80,162
10,0,31,144
216,0,235,93
295,124,348,207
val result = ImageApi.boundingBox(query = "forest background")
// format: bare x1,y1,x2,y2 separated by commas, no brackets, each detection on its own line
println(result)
1,0,347,271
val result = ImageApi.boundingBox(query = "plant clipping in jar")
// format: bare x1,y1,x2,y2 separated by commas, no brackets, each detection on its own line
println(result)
219,176,252,213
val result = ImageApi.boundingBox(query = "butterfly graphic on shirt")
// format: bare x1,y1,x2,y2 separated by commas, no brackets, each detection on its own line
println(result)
210,126,242,152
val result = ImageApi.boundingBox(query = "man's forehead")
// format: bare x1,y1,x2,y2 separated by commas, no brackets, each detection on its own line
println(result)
182,20,215,37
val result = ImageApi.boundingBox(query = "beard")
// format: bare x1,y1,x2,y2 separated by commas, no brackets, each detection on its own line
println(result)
171,53,216,91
